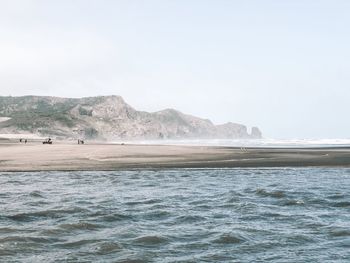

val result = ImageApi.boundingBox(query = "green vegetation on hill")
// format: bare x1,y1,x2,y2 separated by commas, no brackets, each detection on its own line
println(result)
0,95,262,140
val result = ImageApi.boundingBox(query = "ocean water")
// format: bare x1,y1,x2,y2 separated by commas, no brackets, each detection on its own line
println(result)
1,168,350,262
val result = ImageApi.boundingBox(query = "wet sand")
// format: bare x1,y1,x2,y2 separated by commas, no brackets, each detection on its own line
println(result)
0,141,350,171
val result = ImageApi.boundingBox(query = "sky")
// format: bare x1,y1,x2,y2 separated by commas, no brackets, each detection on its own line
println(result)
0,0,350,139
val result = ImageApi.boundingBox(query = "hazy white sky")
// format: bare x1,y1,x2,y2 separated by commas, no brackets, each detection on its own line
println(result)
1,0,350,138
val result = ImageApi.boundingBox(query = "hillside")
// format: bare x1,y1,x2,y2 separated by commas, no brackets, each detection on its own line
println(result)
0,95,262,140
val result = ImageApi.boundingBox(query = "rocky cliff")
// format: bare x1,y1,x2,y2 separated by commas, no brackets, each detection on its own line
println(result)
0,95,262,140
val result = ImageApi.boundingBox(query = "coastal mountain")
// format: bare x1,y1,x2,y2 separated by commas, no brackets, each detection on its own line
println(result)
0,95,262,140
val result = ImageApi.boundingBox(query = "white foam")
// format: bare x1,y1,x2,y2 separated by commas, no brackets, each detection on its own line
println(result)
0,133,44,139
0,117,11,123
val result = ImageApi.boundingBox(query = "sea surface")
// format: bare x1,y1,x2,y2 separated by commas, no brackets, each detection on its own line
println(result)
1,168,350,262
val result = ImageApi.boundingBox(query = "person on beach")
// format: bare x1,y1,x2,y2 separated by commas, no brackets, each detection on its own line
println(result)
24,139,27,144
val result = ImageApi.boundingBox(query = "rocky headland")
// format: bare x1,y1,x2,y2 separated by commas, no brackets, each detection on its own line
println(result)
0,95,262,140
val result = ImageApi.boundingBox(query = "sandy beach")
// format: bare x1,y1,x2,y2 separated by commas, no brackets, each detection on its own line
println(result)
0,140,350,171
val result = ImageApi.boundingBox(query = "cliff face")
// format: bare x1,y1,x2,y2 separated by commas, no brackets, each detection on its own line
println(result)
0,95,262,140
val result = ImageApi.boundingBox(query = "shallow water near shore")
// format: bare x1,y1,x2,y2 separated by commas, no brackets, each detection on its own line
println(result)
1,168,350,262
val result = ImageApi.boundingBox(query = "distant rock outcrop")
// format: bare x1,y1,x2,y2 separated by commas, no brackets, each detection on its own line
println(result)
0,95,262,140
251,127,262,139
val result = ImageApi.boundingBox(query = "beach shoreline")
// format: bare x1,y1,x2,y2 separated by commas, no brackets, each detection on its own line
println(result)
1,141,350,171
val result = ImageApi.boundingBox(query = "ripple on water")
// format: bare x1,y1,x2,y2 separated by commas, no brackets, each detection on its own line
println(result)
97,212,133,222
331,201,350,208
141,210,172,221
95,241,123,255
1,168,350,262
327,193,347,200
7,207,91,222
28,190,45,198
0,227,24,234
226,195,242,203
115,259,147,263
0,236,57,244
280,199,305,206
133,235,169,245
255,188,287,198
55,239,102,249
58,222,103,231
213,233,247,244
125,199,162,206
326,227,350,237
173,215,206,224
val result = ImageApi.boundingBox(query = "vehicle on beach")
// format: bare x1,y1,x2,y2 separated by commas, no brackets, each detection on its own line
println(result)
42,138,53,144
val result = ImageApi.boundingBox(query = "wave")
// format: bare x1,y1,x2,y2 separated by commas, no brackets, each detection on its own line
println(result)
255,188,286,198
6,208,90,221
55,239,101,248
0,236,60,244
95,241,123,255
96,213,133,222
1,168,350,262
213,233,247,244
134,235,169,245
58,222,103,231
173,215,207,224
